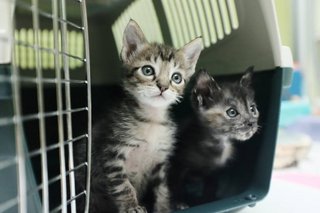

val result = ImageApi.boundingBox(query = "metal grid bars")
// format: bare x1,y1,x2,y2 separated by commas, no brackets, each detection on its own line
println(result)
0,0,92,213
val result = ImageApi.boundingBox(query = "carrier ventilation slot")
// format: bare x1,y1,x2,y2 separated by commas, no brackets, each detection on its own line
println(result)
162,0,239,48
112,0,164,54
14,29,84,70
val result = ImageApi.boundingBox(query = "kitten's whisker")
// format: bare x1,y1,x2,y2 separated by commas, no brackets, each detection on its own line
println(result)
255,125,262,134
175,95,183,103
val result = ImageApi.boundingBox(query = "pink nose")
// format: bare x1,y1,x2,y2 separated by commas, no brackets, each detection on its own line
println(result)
159,87,167,93
157,83,168,93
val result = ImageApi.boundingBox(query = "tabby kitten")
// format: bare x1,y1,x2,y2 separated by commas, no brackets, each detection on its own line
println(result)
76,20,202,213
169,67,259,209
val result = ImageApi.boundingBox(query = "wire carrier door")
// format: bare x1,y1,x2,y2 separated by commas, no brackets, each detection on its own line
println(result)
0,0,92,213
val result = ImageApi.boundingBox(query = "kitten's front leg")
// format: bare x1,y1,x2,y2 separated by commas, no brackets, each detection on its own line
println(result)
105,161,146,212
109,179,146,213
153,165,171,213
125,202,147,213
153,182,171,213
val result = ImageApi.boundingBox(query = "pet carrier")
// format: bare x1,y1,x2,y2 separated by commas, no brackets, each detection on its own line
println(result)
0,0,292,213
86,0,293,212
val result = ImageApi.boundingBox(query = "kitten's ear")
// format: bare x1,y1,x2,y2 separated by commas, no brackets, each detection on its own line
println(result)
240,66,254,88
179,37,203,76
121,19,147,63
192,69,220,107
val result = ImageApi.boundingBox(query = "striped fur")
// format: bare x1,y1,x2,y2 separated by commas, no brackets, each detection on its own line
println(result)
76,20,202,213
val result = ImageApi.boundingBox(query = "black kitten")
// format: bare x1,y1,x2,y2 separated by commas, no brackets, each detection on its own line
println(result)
169,67,259,209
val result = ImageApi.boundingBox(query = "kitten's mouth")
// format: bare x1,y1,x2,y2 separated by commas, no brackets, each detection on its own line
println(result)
154,93,166,98
233,126,258,141
156,95,166,100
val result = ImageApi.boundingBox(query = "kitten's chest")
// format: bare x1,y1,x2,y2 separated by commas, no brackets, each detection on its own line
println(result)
125,122,174,176
205,139,234,167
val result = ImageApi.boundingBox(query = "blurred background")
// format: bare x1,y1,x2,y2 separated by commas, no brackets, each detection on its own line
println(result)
246,0,320,212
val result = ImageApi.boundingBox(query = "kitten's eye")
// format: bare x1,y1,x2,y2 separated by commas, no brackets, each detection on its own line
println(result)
226,108,238,117
250,105,257,114
171,73,182,84
141,65,155,76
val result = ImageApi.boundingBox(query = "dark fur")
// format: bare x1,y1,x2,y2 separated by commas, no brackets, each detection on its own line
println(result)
169,67,259,209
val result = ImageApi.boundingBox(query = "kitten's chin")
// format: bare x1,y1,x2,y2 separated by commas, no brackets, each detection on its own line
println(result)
138,95,176,108
233,128,257,141
234,134,252,141
130,88,179,108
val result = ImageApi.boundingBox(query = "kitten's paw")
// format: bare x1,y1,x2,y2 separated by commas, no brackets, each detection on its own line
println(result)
153,205,171,213
126,205,147,213
175,203,189,210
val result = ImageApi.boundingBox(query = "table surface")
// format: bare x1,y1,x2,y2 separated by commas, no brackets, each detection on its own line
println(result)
242,142,320,213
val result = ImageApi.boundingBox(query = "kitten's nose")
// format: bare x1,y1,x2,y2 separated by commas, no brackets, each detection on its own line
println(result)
157,83,168,93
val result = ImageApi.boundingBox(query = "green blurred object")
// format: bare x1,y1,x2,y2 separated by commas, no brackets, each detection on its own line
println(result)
274,0,294,53
279,100,312,127
14,29,84,70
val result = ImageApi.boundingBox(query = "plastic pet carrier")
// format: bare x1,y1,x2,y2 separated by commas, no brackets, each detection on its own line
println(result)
0,0,292,213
